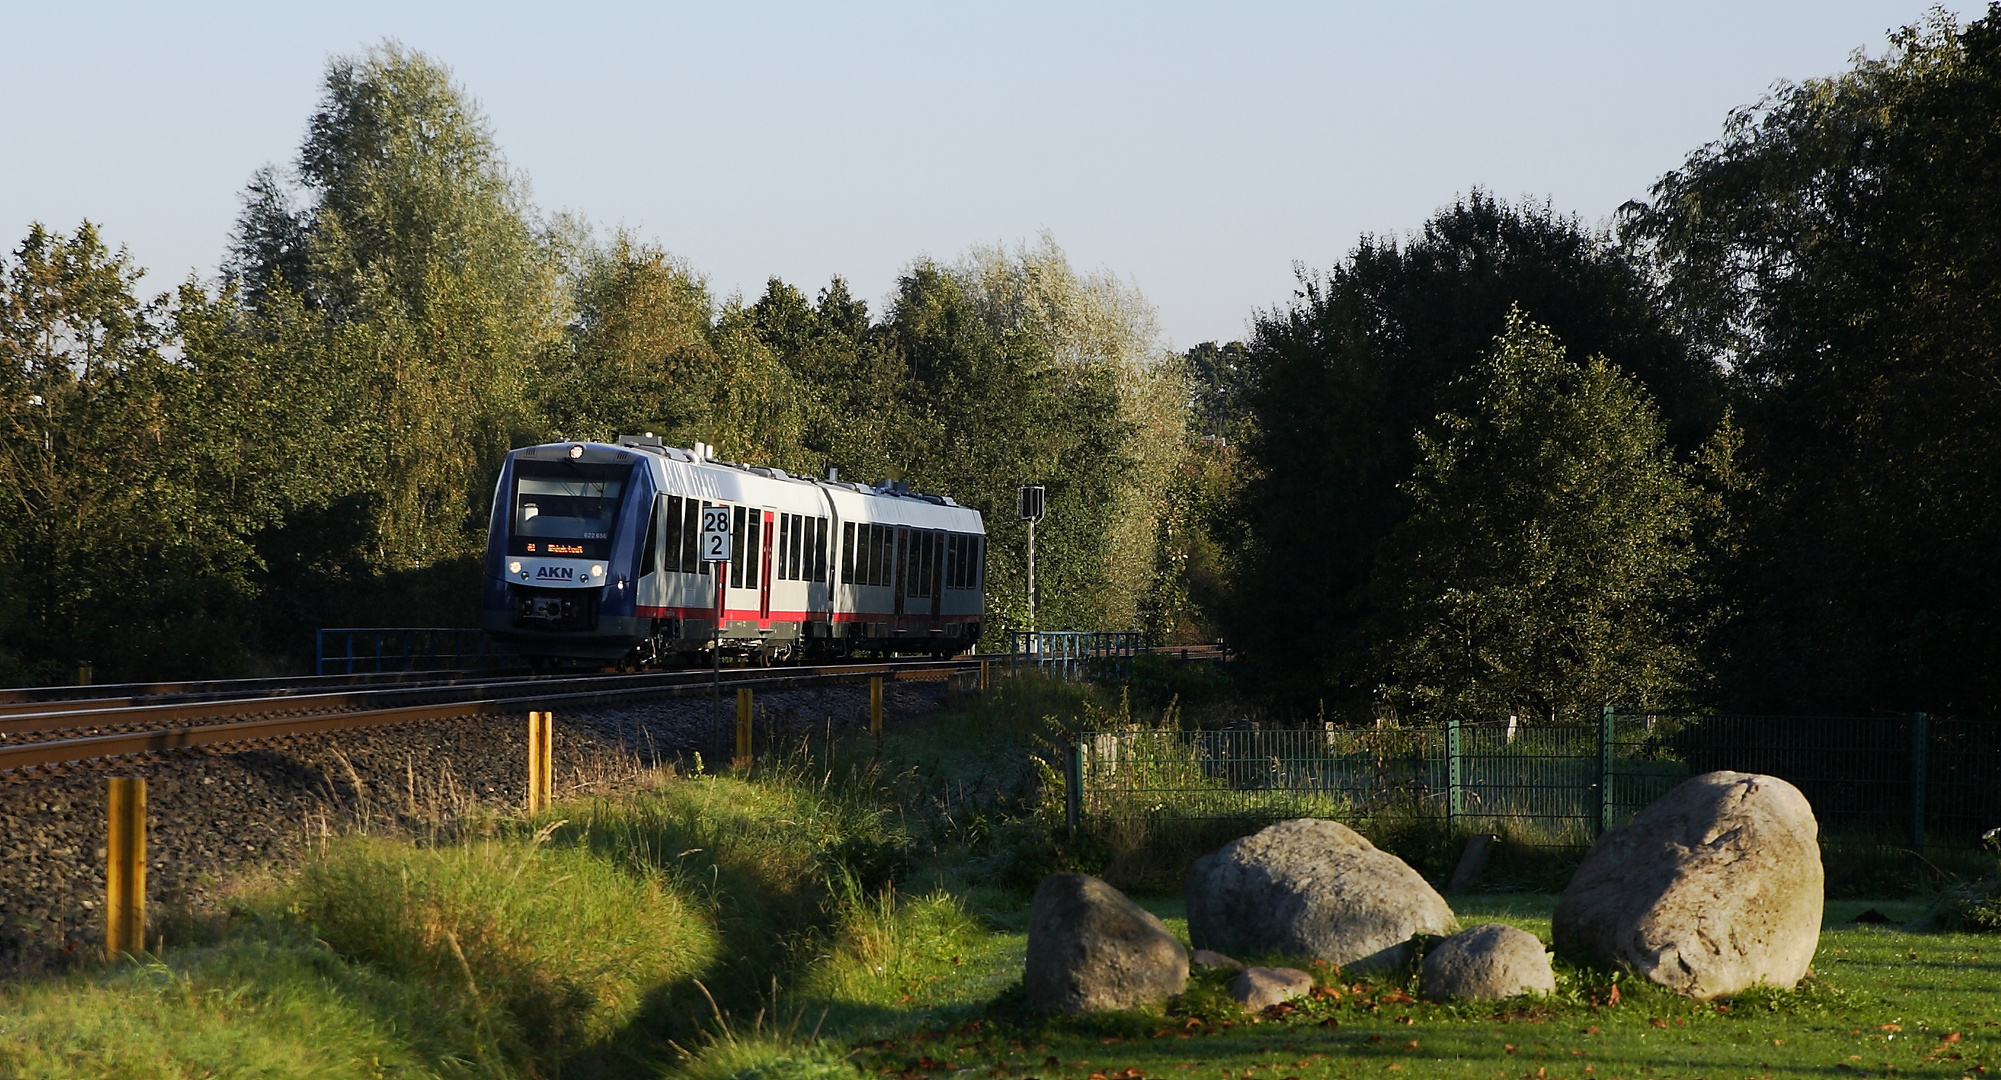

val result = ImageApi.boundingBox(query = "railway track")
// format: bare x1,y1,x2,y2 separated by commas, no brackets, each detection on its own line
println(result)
0,641,1226,776
0,659,985,776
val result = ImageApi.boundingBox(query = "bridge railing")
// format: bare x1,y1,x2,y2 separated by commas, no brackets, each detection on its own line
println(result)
314,628,518,676
1003,631,1143,680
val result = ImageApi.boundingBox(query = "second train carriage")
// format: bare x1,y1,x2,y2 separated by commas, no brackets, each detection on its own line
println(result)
482,435,986,663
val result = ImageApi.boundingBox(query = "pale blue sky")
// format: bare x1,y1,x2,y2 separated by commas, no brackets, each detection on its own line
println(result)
2,2,1977,347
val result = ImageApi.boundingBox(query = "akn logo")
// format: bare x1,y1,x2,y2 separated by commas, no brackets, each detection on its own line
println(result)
535,566,575,581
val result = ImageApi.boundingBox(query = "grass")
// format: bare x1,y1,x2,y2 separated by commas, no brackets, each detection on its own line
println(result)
844,897,2001,1080
4,669,2001,1079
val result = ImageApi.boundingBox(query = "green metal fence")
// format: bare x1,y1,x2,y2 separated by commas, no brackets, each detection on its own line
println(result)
1074,710,2001,851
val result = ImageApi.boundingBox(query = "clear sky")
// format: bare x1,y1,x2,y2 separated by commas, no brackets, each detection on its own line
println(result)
2,2,1978,349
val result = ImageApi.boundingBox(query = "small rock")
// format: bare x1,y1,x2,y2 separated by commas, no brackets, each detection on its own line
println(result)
1023,873,1188,1014
1227,966,1315,1010
1553,771,1823,1000
1191,948,1243,971
1420,923,1554,1001
1186,818,1458,970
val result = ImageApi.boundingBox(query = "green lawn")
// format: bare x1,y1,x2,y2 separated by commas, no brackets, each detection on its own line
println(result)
843,895,2001,1080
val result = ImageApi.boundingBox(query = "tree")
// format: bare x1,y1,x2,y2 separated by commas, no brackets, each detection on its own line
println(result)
1367,313,1707,723
1623,8,2001,713
229,42,564,572
0,224,262,679
947,236,1189,634
1231,192,1718,702
542,235,719,443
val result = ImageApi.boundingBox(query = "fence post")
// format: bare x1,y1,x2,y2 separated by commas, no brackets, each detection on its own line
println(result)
869,677,883,738
1446,717,1463,829
527,711,553,814
736,688,754,765
1911,712,1929,851
106,778,145,959
1065,742,1084,842
979,660,990,693
1597,705,1617,836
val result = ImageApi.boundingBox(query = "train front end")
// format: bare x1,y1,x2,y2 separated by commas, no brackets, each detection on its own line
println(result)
482,441,652,661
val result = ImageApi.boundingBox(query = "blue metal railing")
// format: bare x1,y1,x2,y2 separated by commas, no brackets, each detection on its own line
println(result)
1005,630,1142,680
314,628,517,676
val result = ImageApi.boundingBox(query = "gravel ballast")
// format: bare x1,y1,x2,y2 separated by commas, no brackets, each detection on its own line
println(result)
0,677,947,966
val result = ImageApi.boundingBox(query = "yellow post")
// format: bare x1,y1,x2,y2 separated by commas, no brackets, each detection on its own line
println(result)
527,711,553,814
735,688,754,765
978,660,990,693
77,661,92,687
869,676,883,738
106,778,145,958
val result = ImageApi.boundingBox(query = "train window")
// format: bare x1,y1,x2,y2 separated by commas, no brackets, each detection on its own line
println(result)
659,496,678,573
730,506,746,583
696,502,711,576
956,533,969,589
814,517,828,582
974,535,984,589
864,524,880,586
641,498,660,576
789,514,801,580
682,498,699,572
782,514,793,580
788,514,803,580
778,515,792,580
946,533,961,589
885,525,896,587
775,516,786,580
746,511,762,588
841,521,855,583
922,531,937,597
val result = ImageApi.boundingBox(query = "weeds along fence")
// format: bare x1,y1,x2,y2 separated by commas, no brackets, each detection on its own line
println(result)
1071,709,2001,858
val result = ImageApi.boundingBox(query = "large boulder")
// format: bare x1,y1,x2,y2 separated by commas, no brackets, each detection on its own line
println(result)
1023,873,1188,1014
1421,923,1554,1001
1185,819,1458,970
1553,771,1823,1000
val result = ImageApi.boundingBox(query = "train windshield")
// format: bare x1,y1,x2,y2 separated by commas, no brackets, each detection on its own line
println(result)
509,460,632,559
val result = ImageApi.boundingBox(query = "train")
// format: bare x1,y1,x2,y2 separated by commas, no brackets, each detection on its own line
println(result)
482,436,986,664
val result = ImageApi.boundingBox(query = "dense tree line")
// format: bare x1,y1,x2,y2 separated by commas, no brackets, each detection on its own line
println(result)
1217,7,2001,720
0,46,1195,682
11,8,2001,724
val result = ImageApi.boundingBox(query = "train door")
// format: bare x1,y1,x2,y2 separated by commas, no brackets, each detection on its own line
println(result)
758,510,775,623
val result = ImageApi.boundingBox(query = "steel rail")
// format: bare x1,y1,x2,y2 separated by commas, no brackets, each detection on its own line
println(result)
0,661,977,773
0,666,546,707
0,658,991,734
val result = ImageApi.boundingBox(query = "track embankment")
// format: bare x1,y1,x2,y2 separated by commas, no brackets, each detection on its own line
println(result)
0,670,951,967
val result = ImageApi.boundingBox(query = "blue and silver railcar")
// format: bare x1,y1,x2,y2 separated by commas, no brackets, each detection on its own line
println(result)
482,436,986,663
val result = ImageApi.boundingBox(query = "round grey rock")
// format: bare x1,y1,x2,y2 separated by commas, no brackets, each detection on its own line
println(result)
1024,873,1188,1014
1227,965,1314,1010
1420,923,1554,1001
1185,818,1458,971
1191,948,1243,972
1553,771,1823,1000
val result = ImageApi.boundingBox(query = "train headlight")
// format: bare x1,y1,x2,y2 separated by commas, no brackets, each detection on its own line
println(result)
508,560,522,574
569,444,584,459
590,564,605,578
